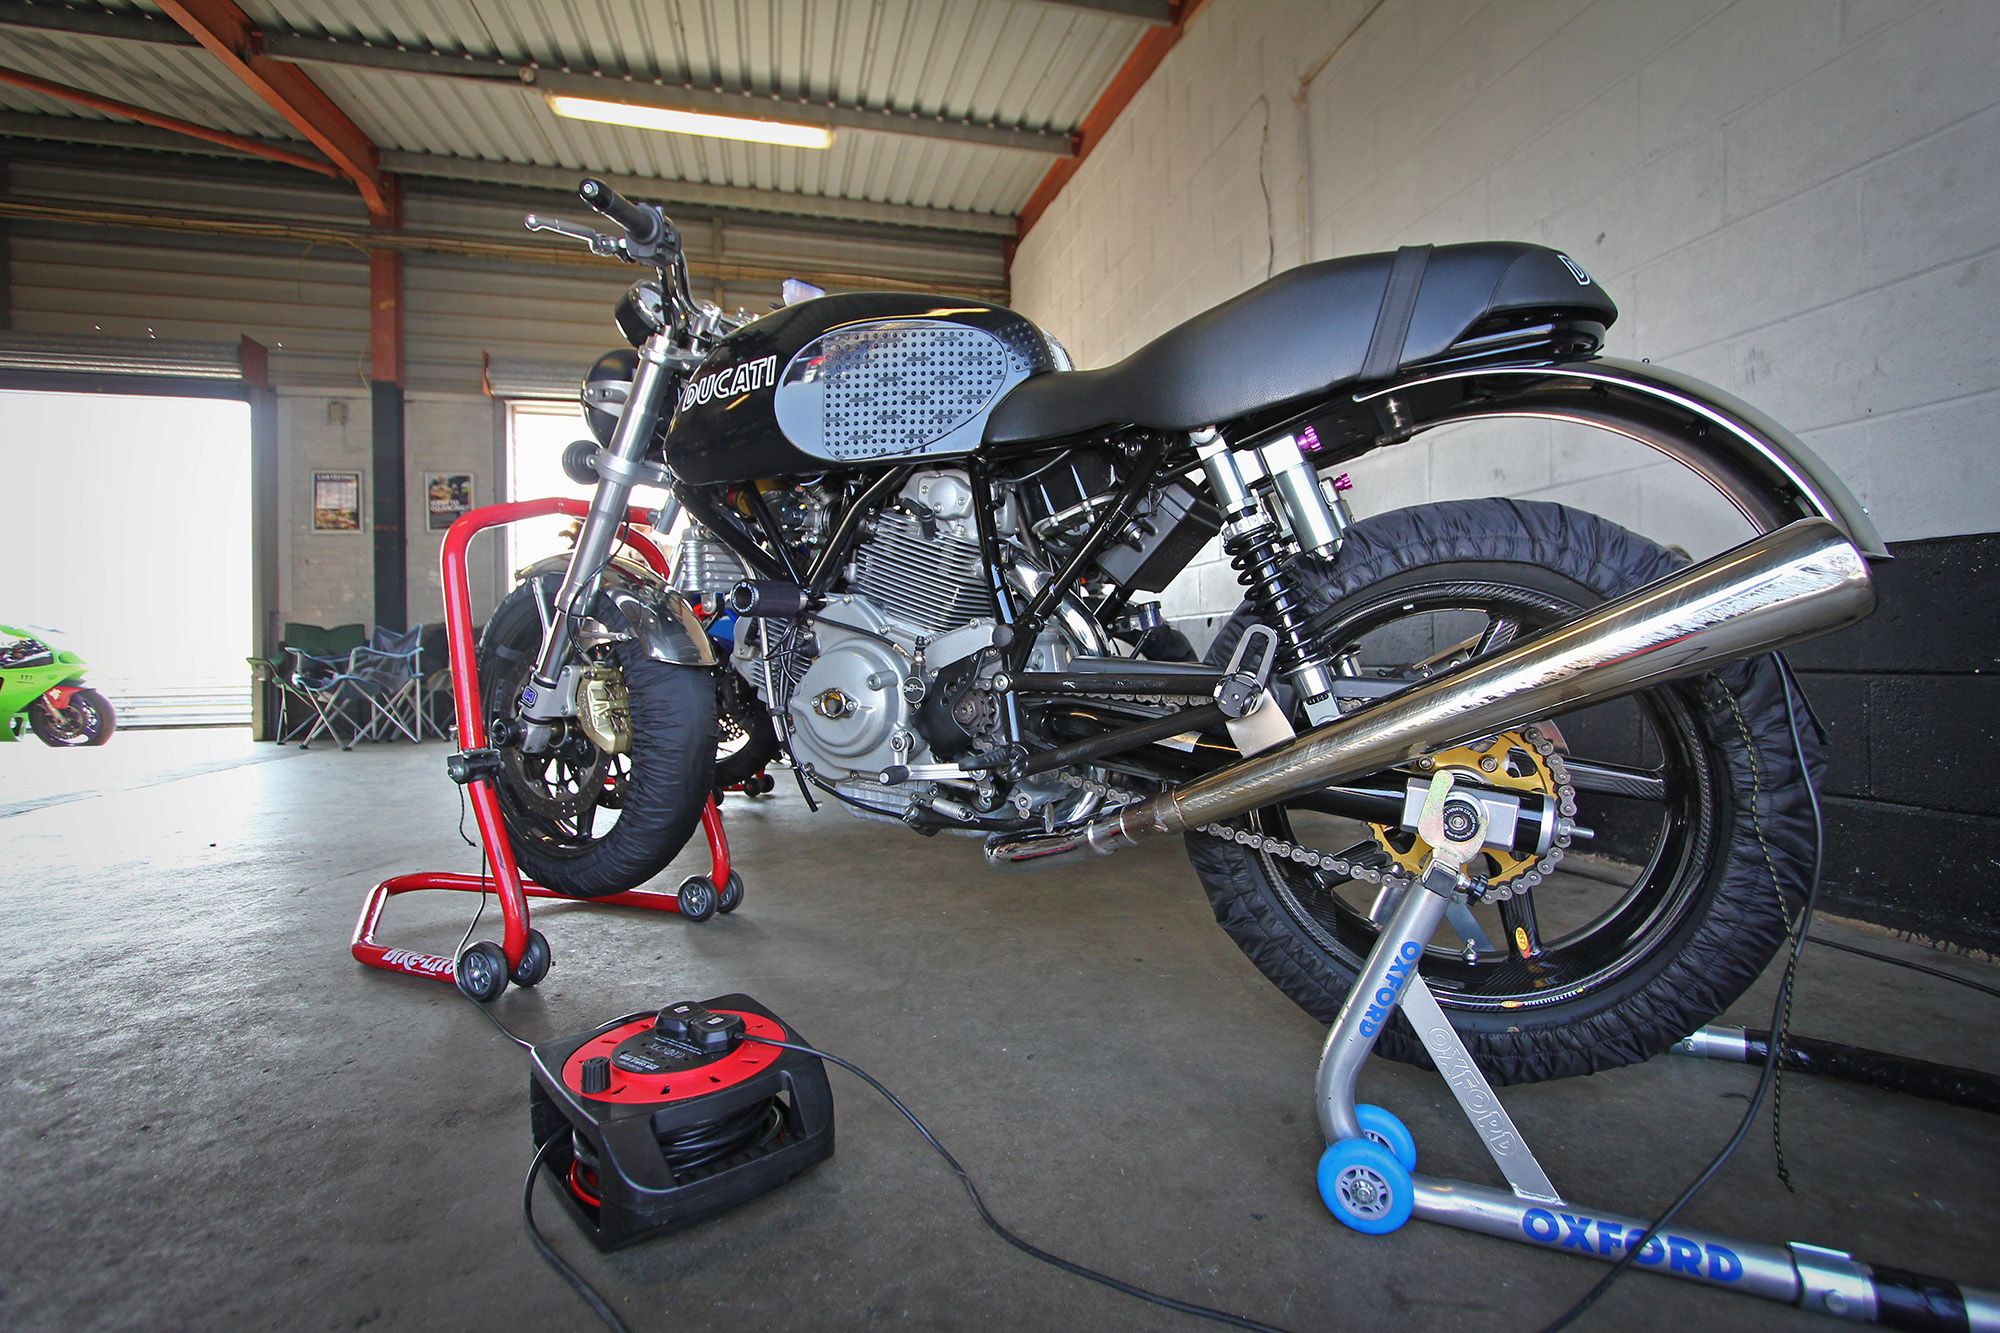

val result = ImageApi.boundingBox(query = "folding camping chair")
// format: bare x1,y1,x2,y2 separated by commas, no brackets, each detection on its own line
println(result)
329,626,424,743
247,653,319,744
416,622,455,739
283,621,367,750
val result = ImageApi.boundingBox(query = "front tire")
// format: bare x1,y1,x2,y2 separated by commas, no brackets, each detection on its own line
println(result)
31,687,115,747
479,577,718,899
1187,500,1821,1084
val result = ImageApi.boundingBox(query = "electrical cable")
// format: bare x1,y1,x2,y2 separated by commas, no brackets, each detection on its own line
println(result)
744,1035,1293,1333
524,1134,632,1333
483,974,1293,1333
1539,661,1823,1331
452,786,536,1051
1806,934,2000,1001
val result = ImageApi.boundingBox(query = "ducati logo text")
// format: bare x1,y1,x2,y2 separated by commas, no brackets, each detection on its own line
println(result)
681,355,778,410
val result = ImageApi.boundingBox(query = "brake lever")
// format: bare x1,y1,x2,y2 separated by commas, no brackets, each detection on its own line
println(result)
523,213,624,260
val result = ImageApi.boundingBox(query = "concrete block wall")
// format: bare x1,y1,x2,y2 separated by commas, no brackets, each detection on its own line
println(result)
275,389,504,635
1010,0,2000,644
276,389,373,632
404,395,506,629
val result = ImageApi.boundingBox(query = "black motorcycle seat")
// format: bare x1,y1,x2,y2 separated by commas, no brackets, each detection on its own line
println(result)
984,241,1616,444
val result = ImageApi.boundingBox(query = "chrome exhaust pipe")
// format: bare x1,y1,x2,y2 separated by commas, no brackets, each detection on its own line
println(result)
986,519,1873,870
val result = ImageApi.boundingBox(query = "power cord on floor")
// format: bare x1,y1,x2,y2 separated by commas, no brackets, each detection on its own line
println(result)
453,788,529,1051
1806,934,2000,1001
469,987,1292,1333
524,1134,632,1333
1541,660,1823,1331
744,1035,1294,1333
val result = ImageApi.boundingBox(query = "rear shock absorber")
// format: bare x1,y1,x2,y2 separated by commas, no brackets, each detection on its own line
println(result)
1196,428,1346,725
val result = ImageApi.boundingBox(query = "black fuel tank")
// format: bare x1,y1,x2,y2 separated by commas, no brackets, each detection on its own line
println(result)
660,293,1063,485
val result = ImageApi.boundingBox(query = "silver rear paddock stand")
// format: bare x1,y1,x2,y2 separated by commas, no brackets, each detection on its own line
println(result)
1313,774,2000,1328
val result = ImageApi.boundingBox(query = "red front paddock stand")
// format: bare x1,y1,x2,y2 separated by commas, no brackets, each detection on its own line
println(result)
352,496,741,1002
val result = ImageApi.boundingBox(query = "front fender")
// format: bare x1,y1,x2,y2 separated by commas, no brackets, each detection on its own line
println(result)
514,553,716,668
606,588,716,668
1363,356,1887,557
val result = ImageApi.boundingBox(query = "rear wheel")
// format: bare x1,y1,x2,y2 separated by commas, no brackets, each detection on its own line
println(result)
479,576,718,899
712,670,780,790
1187,500,1820,1084
31,687,115,747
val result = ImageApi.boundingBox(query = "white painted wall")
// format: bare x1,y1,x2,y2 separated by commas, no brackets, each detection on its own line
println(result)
1010,0,2000,642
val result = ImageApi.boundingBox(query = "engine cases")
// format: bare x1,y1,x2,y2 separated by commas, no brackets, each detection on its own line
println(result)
660,293,1063,485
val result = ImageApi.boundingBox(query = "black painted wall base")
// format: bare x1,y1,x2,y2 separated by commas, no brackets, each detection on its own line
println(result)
1788,531,2000,954
371,379,406,631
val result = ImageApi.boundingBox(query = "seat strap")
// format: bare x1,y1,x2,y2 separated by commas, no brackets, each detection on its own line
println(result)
1360,243,1433,383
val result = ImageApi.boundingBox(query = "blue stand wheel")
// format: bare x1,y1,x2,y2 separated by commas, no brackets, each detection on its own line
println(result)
1355,1104,1418,1171
1318,1139,1415,1234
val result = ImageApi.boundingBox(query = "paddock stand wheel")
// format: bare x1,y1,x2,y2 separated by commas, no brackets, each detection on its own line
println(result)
510,929,552,987
455,941,510,1003
677,877,719,922
1354,1104,1417,1171
717,871,746,914
351,496,745,1002
1319,1139,1415,1235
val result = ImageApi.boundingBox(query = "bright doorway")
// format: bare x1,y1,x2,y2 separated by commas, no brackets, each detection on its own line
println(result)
0,390,252,727
504,400,595,575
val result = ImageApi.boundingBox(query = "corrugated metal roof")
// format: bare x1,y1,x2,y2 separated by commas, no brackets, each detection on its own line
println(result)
238,0,1135,130
4,153,1009,391
5,0,1144,220
300,61,1054,214
0,24,302,141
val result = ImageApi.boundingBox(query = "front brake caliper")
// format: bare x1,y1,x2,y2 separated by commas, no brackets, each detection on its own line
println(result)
576,662,632,755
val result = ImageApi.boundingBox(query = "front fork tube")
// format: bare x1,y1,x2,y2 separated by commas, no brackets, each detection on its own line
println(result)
521,337,680,742
1315,879,1451,1143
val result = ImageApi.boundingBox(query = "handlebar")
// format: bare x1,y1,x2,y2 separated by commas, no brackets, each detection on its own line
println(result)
579,178,662,249
526,179,738,346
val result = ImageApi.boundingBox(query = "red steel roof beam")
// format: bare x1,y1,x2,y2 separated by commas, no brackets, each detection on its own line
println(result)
156,0,402,381
1011,0,1210,261
153,0,389,220
0,64,338,178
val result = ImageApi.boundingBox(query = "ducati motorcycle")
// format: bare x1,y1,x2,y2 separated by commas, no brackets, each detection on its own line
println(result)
482,178,1879,1084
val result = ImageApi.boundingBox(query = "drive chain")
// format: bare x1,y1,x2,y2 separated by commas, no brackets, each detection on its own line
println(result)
1191,724,1578,902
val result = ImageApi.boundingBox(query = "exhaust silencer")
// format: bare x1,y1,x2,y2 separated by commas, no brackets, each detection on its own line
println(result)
987,518,1873,870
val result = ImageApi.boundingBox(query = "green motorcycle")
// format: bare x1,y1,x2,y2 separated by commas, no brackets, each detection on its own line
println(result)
1,625,116,746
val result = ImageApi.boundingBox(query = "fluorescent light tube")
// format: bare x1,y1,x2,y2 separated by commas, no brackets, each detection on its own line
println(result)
546,94,835,150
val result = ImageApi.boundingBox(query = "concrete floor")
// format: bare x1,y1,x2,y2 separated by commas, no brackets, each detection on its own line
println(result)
3,731,1997,1331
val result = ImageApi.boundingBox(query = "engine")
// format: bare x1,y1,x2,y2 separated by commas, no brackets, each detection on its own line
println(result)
727,469,1092,828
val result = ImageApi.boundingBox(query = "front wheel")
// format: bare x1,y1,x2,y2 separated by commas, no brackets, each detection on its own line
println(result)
1187,500,1821,1085
479,576,718,899
31,687,116,747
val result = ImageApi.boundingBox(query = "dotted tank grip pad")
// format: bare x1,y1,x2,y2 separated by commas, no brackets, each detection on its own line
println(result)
528,994,835,1250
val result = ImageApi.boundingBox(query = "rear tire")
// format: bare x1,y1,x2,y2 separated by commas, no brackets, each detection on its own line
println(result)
479,576,718,899
31,687,115,747
1187,500,1821,1085
713,670,780,791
